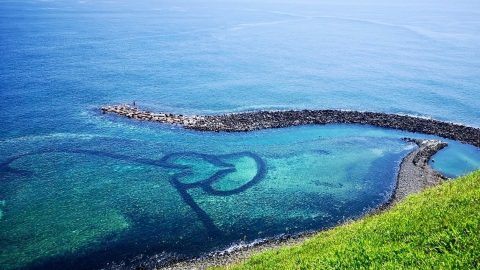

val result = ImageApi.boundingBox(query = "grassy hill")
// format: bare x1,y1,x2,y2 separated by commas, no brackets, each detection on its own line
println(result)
215,170,480,270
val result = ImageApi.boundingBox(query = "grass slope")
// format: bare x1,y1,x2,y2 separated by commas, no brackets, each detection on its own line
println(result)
215,170,480,270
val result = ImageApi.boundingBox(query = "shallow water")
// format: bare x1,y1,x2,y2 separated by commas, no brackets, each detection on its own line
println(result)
1,0,480,269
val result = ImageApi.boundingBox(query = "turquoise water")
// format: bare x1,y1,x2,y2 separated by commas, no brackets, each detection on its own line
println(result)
1,0,480,269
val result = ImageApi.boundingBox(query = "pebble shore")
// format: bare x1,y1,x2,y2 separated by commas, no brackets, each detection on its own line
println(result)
101,104,480,147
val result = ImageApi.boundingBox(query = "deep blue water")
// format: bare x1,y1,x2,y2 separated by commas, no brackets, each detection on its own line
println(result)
0,1,479,269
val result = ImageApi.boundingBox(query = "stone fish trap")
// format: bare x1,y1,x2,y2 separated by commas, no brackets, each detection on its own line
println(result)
0,149,267,236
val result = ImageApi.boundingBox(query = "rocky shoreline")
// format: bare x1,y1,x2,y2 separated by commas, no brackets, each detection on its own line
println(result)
99,105,470,269
388,138,447,205
160,139,449,270
101,104,480,147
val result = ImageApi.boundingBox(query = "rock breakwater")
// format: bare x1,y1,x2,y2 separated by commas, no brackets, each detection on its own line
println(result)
101,104,480,147
391,138,448,204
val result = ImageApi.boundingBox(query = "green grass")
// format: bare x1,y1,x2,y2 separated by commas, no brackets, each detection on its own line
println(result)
214,170,480,270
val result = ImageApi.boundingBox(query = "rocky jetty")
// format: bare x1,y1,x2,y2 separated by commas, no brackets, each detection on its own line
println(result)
390,138,448,204
101,105,480,147
101,104,203,126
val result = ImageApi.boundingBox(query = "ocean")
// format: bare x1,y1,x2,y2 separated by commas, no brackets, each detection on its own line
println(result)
0,0,479,269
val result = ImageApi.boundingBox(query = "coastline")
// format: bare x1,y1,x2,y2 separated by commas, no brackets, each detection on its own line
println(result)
160,138,448,270
100,105,480,147
99,105,468,270
389,138,448,204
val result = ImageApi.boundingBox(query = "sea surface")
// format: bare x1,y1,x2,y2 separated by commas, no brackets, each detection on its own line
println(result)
1,0,479,269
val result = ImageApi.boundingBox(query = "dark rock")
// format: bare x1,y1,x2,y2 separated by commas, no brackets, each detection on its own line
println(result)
100,105,480,147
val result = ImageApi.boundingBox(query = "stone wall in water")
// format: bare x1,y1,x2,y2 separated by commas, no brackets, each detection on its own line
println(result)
101,105,480,147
